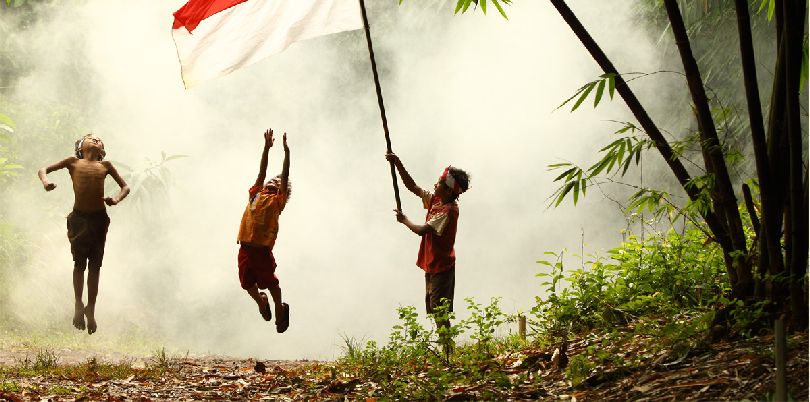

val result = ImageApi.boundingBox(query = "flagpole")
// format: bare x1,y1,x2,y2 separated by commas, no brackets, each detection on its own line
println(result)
358,0,402,211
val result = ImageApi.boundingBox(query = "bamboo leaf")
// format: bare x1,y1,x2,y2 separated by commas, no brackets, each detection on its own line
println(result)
0,113,15,133
164,154,189,162
553,167,577,182
454,0,464,13
571,82,596,112
572,180,580,205
554,182,575,207
491,0,508,19
607,73,616,99
555,82,591,111
593,79,606,108
480,0,486,14
462,0,473,13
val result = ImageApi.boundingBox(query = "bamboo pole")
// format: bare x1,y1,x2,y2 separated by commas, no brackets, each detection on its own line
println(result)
358,0,401,210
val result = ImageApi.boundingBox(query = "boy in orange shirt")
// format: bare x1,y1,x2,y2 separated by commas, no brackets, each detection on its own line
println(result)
237,128,291,333
38,134,130,334
386,152,470,329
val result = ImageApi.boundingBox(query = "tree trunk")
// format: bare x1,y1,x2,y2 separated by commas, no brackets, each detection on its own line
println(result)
663,0,751,298
548,0,737,286
783,0,807,329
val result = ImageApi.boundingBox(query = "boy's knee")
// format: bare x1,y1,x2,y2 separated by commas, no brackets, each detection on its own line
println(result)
73,261,87,272
87,264,101,274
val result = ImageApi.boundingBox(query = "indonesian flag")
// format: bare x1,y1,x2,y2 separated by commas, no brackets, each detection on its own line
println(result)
172,0,363,88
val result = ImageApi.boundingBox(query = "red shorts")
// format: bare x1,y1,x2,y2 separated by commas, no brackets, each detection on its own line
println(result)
238,245,280,291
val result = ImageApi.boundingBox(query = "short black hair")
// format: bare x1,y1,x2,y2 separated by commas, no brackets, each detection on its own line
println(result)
448,166,470,200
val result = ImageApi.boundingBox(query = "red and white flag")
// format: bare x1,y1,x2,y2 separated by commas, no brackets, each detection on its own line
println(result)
172,0,363,88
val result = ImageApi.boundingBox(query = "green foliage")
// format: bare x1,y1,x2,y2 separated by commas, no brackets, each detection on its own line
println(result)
111,152,188,220
755,0,776,21
336,298,521,399
556,74,617,112
547,122,652,207
531,223,729,338
566,354,593,387
453,0,512,20
0,112,22,179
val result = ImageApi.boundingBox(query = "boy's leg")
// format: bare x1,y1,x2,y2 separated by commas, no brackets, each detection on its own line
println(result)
268,285,283,317
72,261,87,330
426,270,455,355
246,284,272,321
84,265,100,334
268,284,289,333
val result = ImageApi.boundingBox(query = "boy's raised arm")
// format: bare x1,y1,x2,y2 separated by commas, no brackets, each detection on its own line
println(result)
103,161,130,206
37,156,76,191
280,133,290,197
254,129,274,188
385,153,424,197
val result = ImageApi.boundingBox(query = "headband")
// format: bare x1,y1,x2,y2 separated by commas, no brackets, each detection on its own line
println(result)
440,166,463,195
76,136,105,161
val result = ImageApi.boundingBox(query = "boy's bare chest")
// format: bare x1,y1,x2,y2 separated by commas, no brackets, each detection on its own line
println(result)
70,162,108,188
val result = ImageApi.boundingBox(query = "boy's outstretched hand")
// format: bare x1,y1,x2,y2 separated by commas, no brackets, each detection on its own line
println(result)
43,182,56,191
283,132,289,152
393,209,406,223
385,152,401,166
264,129,274,148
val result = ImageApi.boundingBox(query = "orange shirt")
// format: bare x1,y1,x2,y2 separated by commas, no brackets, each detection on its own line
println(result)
237,185,287,249
416,190,459,274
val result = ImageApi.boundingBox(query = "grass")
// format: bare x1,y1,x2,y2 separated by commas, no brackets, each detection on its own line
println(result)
0,347,185,382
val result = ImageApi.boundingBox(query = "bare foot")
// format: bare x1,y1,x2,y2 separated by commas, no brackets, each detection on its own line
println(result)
73,302,86,330
85,304,97,335
258,293,272,321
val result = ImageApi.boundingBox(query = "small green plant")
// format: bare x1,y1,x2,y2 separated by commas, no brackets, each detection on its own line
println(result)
148,347,176,374
566,354,594,387
0,381,22,392
34,349,59,369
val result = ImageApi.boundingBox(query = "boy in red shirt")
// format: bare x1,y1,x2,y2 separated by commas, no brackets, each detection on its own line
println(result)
386,152,470,329
237,128,291,333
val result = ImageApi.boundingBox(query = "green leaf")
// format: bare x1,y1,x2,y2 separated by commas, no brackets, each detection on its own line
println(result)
593,79,606,108
462,0,473,13
454,0,464,14
0,113,16,133
571,82,596,112
491,0,508,19
555,182,575,207
480,0,486,14
164,154,189,162
553,167,577,182
607,73,616,99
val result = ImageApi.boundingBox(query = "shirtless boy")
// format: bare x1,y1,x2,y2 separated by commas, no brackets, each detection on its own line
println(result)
38,134,130,334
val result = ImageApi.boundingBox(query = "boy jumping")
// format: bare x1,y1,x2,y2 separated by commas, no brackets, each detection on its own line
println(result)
236,128,291,333
38,134,130,334
386,152,470,329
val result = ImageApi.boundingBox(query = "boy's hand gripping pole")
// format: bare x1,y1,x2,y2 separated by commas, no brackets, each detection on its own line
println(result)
359,0,402,210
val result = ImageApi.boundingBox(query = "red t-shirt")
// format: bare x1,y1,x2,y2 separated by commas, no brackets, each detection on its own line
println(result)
416,191,459,274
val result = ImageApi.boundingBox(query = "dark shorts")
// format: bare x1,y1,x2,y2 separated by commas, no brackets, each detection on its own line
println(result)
425,268,455,314
66,209,110,268
238,244,280,291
